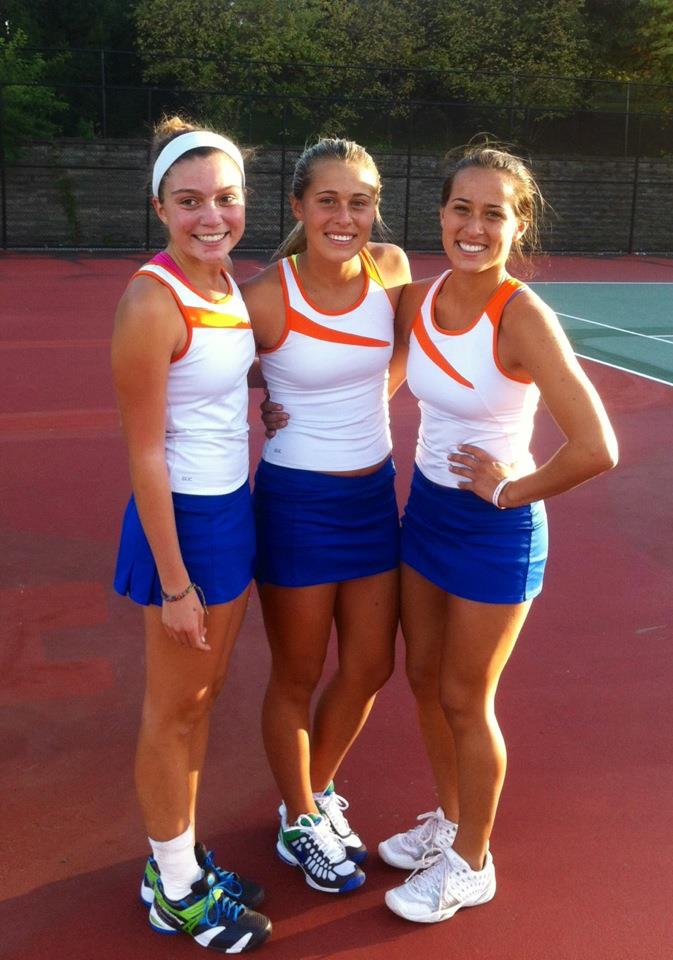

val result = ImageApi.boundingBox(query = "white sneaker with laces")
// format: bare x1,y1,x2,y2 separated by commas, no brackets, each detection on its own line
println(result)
276,811,365,894
385,846,496,923
378,808,457,870
313,782,367,862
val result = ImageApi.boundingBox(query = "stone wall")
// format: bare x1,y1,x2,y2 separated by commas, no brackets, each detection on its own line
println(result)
2,139,671,253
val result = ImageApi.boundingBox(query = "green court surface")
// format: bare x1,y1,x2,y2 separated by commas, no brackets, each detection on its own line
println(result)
531,282,673,385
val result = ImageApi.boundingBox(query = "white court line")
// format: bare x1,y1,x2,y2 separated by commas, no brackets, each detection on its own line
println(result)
558,312,673,345
533,280,673,285
576,352,673,387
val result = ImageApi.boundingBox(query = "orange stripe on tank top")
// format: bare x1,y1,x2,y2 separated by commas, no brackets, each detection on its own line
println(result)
287,307,390,347
412,313,474,388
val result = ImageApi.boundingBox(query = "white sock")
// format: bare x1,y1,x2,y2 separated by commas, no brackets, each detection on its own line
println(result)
149,825,202,901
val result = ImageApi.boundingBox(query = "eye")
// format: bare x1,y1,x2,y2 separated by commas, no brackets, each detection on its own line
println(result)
452,204,469,214
219,193,241,205
179,197,199,207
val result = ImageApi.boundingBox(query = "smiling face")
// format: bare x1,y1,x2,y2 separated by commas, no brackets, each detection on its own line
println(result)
152,151,245,265
440,166,526,276
289,159,379,262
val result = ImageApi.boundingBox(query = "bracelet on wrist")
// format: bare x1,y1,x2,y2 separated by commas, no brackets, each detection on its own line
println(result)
160,581,208,614
492,478,511,510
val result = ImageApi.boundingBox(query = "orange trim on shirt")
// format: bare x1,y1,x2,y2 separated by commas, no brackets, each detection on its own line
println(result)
487,279,534,384
412,312,474,389
287,307,390,347
141,261,233,304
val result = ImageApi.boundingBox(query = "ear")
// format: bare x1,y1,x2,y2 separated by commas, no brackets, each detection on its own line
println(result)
151,195,168,226
439,204,446,228
289,194,303,223
514,218,527,242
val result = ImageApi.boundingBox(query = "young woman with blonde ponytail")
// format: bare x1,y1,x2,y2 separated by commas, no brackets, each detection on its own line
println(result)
241,137,411,894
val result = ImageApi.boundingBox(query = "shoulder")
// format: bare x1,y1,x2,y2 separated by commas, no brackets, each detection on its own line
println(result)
367,242,411,287
499,282,579,377
240,261,283,307
502,283,564,338
395,274,441,342
112,272,183,356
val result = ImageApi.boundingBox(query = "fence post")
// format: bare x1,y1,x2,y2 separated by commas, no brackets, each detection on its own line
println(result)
0,85,6,248
279,103,287,246
624,80,631,157
509,75,517,138
145,87,153,251
627,154,640,254
403,108,413,250
100,49,107,138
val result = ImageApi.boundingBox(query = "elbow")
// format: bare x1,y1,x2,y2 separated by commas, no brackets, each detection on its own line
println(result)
586,436,619,476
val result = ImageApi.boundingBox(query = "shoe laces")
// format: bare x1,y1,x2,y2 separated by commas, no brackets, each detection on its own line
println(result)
404,850,449,902
318,790,351,835
403,809,454,856
201,850,242,898
203,883,245,928
297,814,346,860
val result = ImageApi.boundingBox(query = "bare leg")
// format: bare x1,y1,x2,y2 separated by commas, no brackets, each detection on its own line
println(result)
135,588,250,841
310,569,398,790
259,582,336,823
440,595,531,869
400,563,459,822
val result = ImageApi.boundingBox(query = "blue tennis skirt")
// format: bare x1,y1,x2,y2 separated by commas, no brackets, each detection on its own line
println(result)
401,465,548,604
113,481,255,607
253,457,400,587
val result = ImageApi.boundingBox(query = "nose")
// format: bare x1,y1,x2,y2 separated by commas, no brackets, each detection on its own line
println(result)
200,199,223,224
334,201,353,224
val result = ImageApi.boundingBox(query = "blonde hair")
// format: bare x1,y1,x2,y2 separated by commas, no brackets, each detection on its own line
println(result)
441,137,545,261
274,138,383,260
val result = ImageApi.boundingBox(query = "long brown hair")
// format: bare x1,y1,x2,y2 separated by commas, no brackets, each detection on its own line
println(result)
441,138,546,262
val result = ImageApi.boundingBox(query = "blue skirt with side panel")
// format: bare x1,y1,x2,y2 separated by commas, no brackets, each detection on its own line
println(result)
253,457,400,587
401,465,548,604
113,481,255,607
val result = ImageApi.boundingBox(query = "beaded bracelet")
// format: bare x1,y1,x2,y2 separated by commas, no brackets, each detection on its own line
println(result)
160,581,208,614
491,478,511,509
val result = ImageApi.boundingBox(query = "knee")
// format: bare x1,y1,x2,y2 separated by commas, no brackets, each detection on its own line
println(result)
268,662,322,704
341,654,394,697
143,686,218,738
439,681,488,732
406,659,440,704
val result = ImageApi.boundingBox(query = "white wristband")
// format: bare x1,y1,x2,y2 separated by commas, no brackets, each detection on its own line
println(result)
492,478,511,509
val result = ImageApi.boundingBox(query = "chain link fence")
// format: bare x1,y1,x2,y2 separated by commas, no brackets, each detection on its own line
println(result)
2,60,672,253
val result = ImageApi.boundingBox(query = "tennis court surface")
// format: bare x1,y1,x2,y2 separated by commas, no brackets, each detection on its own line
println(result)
1,253,672,959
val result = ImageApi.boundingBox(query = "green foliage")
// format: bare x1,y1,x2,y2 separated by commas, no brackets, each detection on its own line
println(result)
0,30,68,159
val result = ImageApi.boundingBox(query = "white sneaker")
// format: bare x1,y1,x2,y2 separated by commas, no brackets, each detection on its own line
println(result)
385,846,496,923
378,808,457,870
314,782,367,863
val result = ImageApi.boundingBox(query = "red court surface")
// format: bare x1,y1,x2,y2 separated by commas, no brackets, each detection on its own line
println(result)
1,254,672,959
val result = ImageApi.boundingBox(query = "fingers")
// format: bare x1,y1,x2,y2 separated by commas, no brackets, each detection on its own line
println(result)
161,599,211,652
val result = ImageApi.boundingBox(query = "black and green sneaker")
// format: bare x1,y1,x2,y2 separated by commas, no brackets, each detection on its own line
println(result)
149,869,271,953
276,812,365,894
140,842,264,909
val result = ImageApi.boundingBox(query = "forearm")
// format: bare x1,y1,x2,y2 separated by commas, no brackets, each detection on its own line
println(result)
129,452,189,593
501,436,618,508
247,357,267,390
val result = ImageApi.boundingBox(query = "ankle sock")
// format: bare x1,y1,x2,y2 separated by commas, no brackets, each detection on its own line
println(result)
149,824,202,901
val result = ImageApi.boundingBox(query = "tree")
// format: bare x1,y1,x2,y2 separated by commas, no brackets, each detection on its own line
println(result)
0,30,68,159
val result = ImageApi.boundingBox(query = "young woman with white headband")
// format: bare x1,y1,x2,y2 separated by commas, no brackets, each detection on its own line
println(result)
112,116,271,952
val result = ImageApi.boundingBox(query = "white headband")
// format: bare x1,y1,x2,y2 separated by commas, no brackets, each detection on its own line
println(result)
152,131,245,197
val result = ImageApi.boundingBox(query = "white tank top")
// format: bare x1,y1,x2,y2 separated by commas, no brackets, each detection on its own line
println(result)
407,272,540,488
133,257,255,495
259,250,394,471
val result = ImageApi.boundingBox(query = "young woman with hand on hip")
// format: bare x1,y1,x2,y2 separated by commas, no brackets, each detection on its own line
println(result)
241,138,411,895
112,116,271,952
379,142,618,923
